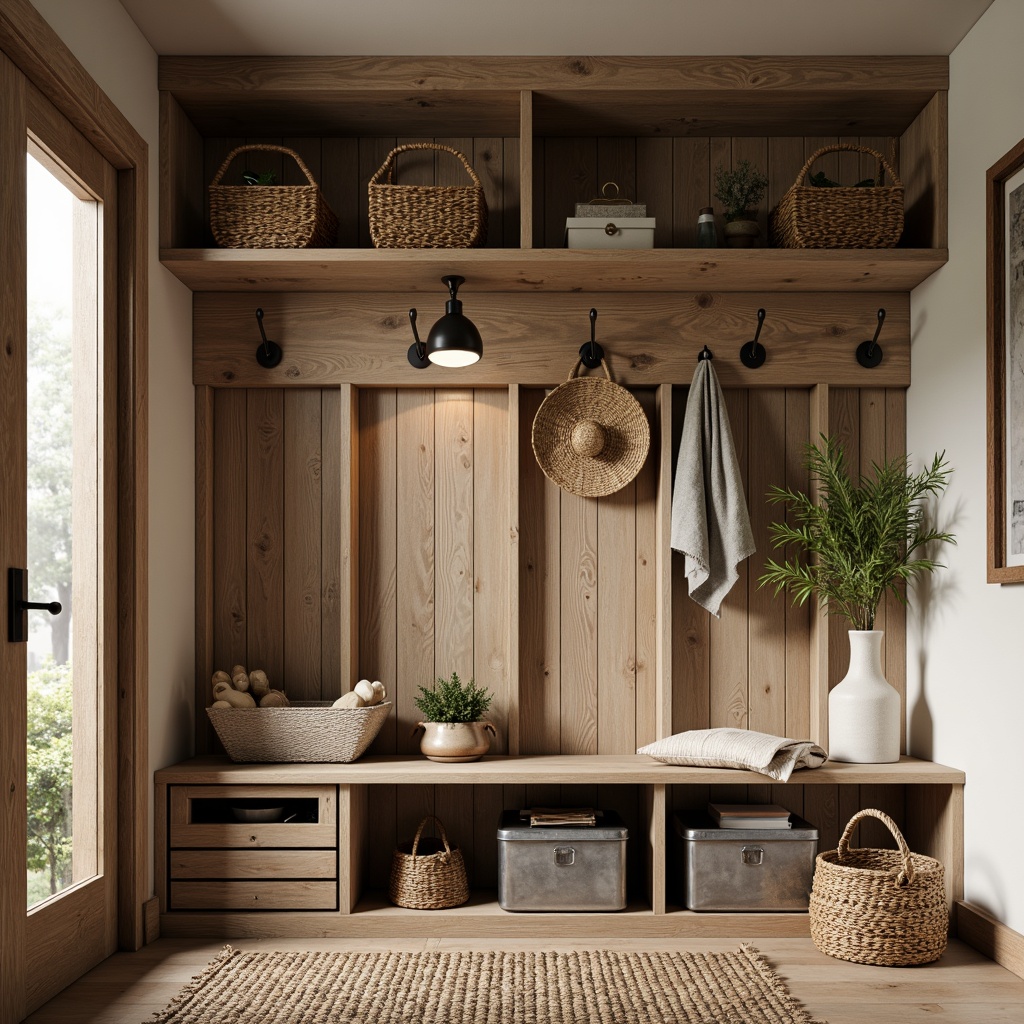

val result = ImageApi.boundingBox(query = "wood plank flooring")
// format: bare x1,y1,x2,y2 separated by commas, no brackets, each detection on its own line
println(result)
23,937,1024,1023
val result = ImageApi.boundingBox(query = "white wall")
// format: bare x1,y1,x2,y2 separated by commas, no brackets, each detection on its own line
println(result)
909,0,1024,935
28,0,196,896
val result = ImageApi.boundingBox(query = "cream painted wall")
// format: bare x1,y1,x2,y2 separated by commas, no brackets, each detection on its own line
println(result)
28,0,196,896
909,0,1024,935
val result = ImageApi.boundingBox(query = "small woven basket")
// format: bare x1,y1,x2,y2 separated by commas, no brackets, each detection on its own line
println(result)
809,808,948,966
209,144,338,248
206,701,391,763
771,143,904,249
388,814,469,910
368,143,487,249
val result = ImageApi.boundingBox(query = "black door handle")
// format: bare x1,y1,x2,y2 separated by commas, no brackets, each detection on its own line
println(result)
7,567,62,643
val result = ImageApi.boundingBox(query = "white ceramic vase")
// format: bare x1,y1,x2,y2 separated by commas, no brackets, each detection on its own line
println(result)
828,630,900,764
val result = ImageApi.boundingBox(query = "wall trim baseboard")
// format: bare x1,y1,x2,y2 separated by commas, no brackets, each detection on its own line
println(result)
956,900,1024,981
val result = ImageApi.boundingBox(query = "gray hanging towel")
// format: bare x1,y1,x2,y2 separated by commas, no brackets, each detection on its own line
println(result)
670,358,755,616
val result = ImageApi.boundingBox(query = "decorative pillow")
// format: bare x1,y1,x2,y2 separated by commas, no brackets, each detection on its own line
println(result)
637,727,827,782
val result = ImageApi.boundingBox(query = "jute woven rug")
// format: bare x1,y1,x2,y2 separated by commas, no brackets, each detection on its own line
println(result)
150,946,827,1024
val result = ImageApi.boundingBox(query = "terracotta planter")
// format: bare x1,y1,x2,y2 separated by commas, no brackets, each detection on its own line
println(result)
724,215,760,248
414,720,497,762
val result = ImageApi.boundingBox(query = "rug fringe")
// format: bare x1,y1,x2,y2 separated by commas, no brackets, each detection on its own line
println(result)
739,943,829,1024
148,946,240,1023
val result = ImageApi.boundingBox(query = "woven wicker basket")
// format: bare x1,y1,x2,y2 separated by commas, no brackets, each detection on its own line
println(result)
388,815,469,910
206,701,391,763
209,144,338,249
771,144,904,249
809,808,948,966
368,143,487,249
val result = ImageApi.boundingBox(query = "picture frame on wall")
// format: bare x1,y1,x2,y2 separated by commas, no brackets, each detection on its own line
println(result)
987,135,1024,583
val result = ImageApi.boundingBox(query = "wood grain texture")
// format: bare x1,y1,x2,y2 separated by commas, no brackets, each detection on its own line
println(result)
901,91,948,249
808,383,830,748
957,902,1024,983
194,387,215,752
320,388,342,699
170,881,337,911
337,385,359,694
169,849,337,880
158,92,203,248
635,391,659,749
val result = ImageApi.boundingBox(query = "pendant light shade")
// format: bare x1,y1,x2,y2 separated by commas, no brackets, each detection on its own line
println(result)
407,275,483,369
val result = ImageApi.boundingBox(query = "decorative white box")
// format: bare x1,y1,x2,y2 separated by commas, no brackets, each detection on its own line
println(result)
564,217,656,250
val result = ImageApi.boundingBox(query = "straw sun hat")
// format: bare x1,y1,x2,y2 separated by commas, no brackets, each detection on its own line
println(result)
532,359,651,498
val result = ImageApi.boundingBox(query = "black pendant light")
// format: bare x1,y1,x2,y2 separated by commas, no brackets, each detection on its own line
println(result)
407,275,483,369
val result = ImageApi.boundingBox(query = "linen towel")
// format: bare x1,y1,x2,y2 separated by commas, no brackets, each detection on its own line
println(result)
637,728,827,782
670,357,755,615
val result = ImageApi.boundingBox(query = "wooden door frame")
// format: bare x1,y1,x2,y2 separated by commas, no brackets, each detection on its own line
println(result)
0,0,149,981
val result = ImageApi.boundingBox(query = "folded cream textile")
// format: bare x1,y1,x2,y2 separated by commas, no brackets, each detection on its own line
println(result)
637,728,827,782
670,358,755,617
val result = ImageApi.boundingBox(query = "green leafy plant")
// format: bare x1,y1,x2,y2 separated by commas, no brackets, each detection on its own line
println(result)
713,160,770,220
414,672,493,723
242,170,278,185
758,436,955,631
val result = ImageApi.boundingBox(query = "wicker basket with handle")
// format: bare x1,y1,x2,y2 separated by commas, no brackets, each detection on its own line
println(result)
209,143,338,248
388,814,469,909
809,808,948,966
771,143,904,249
368,143,488,249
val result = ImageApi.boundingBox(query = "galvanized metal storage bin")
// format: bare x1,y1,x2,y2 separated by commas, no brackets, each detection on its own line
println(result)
497,810,628,912
674,813,818,912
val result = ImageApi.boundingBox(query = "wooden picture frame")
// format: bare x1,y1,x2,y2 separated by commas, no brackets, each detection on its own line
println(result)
987,135,1024,582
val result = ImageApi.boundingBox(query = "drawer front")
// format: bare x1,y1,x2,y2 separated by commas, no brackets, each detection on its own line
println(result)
170,880,338,911
169,822,335,849
170,848,337,880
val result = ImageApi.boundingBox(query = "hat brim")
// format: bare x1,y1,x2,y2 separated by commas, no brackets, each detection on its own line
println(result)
531,377,651,498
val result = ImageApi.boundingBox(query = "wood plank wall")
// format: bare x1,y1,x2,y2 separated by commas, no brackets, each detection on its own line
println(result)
172,133,917,249
199,381,908,889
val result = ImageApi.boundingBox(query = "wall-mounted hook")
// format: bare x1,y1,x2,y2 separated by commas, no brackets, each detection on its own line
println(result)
407,308,431,368
739,308,767,369
856,308,886,369
698,344,714,362
578,307,605,369
255,308,283,368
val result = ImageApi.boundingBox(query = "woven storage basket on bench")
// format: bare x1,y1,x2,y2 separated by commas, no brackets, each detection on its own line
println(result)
368,143,487,248
389,815,469,909
209,143,338,248
809,808,948,966
771,143,904,249
206,701,391,763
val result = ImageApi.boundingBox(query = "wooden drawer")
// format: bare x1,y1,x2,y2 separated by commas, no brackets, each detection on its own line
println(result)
169,784,337,849
170,880,338,911
170,848,337,880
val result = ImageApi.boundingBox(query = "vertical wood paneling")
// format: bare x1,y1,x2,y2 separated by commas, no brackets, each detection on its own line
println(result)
784,388,811,741
636,137,673,248
543,138,596,247
598,479,637,754
320,388,342,699
597,137,637,213
519,388,560,753
246,389,285,684
473,138,504,248
673,138,710,248
885,389,908,750
506,387,522,755
709,390,748,729
747,389,787,736
809,383,830,747
395,390,434,751
731,137,769,241
560,489,598,754
283,390,322,700
338,385,360,694
654,385,673,740
635,391,659,748
710,138,732,242
859,387,888,665
195,387,214,752
518,91,533,248
320,138,359,248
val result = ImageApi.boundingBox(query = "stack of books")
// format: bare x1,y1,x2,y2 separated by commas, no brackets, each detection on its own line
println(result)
523,807,597,827
708,803,792,829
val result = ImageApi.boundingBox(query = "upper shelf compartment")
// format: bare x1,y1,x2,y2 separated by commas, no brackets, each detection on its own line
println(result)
158,55,948,274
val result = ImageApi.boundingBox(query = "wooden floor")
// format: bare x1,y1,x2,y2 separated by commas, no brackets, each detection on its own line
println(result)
24,936,1024,1023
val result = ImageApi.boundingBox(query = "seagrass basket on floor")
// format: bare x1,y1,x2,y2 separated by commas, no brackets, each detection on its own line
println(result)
389,815,469,909
809,808,948,966
209,143,338,248
771,143,904,249
368,143,487,248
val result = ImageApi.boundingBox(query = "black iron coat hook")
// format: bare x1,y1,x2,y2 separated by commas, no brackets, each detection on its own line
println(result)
698,345,714,361
578,308,605,369
255,308,283,368
856,308,886,369
740,308,767,368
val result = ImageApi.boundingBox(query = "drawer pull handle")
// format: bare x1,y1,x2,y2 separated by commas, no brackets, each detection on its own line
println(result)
741,846,764,866
250,835,257,843
554,846,575,866
604,222,618,236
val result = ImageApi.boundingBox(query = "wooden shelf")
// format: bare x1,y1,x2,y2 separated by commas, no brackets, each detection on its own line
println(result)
160,246,948,294
155,754,965,787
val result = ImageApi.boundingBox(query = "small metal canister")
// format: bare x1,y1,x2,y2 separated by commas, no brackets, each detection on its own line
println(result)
497,810,628,912
674,813,818,912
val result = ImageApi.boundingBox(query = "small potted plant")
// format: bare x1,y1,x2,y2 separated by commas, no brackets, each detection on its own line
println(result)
713,160,770,247
413,672,496,762
759,436,954,763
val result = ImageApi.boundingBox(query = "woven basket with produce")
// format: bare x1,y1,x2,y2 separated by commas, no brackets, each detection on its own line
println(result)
209,144,338,248
771,143,903,249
